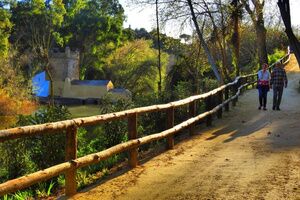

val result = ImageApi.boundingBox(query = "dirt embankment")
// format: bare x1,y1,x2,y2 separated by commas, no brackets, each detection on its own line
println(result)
71,55,300,200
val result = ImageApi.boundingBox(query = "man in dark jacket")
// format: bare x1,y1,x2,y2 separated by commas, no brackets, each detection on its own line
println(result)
270,62,288,110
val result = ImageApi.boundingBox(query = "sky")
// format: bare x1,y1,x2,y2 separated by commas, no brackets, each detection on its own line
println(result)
119,0,300,38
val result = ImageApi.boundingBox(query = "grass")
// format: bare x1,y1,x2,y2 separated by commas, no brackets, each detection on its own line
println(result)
65,105,101,118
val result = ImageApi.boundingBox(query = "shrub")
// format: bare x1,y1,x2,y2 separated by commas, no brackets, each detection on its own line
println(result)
1,105,70,179
268,49,286,66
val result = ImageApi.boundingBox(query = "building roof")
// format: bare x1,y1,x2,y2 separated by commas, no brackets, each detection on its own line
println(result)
71,80,111,86
109,88,128,93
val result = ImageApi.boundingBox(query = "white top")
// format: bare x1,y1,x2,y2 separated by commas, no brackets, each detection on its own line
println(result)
258,70,270,81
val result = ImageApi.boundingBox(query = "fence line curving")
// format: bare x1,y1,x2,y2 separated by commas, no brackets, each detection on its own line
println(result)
0,54,290,197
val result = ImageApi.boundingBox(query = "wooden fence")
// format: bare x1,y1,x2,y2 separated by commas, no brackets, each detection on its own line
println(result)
0,54,290,197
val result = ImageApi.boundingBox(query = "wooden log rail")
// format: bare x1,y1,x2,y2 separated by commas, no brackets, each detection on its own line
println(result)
0,54,290,197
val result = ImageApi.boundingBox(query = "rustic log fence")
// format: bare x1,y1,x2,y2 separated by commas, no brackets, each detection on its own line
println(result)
0,54,290,197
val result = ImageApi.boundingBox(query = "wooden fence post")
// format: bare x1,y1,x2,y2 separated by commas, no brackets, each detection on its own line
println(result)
252,75,256,89
244,77,248,91
189,101,196,135
205,96,212,126
217,91,223,119
128,113,138,168
166,107,174,149
236,78,240,100
225,87,229,111
232,84,237,107
65,125,78,197
240,77,244,94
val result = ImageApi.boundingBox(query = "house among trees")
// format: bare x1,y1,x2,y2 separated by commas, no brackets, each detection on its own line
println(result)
32,47,131,101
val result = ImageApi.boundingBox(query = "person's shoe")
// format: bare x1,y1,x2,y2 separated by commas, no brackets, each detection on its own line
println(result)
263,107,267,110
276,107,281,111
272,106,276,110
258,106,261,110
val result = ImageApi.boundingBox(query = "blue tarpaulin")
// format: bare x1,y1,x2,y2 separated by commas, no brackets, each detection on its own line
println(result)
32,71,50,97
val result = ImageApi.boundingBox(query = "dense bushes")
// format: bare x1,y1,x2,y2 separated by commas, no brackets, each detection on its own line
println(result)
0,55,36,130
0,106,70,199
77,97,134,175
0,99,135,198
268,49,286,66
1,106,70,179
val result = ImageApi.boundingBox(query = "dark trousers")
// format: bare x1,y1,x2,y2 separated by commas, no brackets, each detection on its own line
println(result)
273,86,284,108
258,85,269,107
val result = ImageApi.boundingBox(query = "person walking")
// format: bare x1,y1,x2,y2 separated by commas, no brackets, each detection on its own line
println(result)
257,63,271,110
270,62,288,110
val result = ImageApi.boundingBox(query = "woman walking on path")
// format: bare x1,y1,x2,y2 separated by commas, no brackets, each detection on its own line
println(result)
257,63,271,110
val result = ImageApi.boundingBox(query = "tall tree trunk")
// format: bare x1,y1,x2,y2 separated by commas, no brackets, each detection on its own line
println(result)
278,0,300,66
231,0,240,77
203,0,230,82
187,0,223,84
156,0,162,94
220,1,231,82
255,21,268,67
242,0,268,67
45,62,54,106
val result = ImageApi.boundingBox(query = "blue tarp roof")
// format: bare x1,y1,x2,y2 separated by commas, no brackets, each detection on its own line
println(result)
32,71,50,97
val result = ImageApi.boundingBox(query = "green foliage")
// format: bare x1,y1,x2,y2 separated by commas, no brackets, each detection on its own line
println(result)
17,105,70,125
51,0,66,26
134,92,167,136
0,7,12,58
0,56,34,102
9,0,66,77
202,78,219,92
76,97,133,175
61,0,125,79
266,28,289,53
1,106,70,180
57,175,65,187
35,181,56,198
105,39,169,95
239,25,288,74
12,190,34,200
0,105,70,198
268,49,285,66
76,170,91,188
150,30,184,55
0,140,36,179
173,81,194,100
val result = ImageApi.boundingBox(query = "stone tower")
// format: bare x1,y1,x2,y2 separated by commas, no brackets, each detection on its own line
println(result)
48,47,80,96
49,47,80,81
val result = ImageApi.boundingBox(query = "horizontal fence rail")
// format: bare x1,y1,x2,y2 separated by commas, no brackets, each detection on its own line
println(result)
0,54,290,197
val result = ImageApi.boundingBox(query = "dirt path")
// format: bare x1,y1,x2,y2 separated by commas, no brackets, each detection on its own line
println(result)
71,55,300,200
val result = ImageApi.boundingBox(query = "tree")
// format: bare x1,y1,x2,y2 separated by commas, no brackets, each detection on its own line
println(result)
187,0,223,84
179,34,191,43
166,36,211,96
10,0,66,104
134,28,152,40
277,0,300,66
241,0,268,67
202,0,234,82
155,0,162,94
105,39,169,95
230,0,242,76
61,0,125,79
0,3,12,58
132,0,225,84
